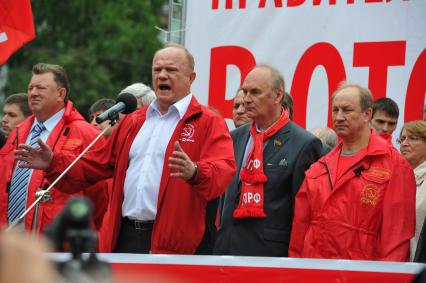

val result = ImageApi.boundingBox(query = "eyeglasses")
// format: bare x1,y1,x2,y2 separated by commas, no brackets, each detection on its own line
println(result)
397,135,424,144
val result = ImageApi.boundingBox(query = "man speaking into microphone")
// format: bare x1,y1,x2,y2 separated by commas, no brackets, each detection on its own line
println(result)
16,44,236,254
289,82,416,261
0,63,107,233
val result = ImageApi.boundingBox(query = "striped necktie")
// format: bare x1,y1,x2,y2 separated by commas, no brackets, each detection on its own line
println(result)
7,122,45,223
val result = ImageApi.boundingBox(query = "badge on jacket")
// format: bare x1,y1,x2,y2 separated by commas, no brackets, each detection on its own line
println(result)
278,158,288,168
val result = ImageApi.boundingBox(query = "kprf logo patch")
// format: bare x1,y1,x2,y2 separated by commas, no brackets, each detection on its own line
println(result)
360,184,380,206
180,124,195,143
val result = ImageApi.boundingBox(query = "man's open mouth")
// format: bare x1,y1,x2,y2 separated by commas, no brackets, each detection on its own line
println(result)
159,84,171,91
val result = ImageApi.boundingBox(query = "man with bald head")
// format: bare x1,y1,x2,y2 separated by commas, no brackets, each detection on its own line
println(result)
16,44,236,254
289,82,416,261
214,64,322,257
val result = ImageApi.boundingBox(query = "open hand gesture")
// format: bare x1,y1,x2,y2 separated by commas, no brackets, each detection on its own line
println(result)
14,138,53,170
168,141,197,181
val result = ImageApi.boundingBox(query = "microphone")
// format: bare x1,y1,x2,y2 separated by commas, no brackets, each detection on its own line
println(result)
95,92,137,124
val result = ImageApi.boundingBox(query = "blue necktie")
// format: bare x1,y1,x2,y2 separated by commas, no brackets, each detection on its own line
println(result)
7,123,45,223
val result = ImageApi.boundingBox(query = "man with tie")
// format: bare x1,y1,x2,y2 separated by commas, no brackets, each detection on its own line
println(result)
214,64,322,257
0,63,106,232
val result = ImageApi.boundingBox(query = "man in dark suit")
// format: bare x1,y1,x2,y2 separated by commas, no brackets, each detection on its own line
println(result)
214,64,322,257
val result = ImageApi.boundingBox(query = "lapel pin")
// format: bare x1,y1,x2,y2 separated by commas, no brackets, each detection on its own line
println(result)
274,139,282,147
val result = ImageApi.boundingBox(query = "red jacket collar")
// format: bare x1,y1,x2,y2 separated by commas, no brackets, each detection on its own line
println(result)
11,101,84,145
127,95,203,126
325,129,389,161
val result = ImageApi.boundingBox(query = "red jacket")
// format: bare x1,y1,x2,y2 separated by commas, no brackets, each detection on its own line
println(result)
46,96,236,253
86,179,111,230
0,101,107,232
289,131,415,261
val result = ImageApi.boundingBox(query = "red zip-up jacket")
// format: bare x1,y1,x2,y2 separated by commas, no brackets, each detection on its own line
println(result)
289,130,415,261
0,101,107,232
45,96,236,253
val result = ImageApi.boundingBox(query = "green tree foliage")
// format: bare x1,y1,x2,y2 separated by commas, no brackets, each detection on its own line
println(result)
5,0,166,119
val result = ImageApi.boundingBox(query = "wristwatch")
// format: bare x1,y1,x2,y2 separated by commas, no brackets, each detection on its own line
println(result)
189,162,198,181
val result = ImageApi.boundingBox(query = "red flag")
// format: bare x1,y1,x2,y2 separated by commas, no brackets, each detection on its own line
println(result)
0,0,35,65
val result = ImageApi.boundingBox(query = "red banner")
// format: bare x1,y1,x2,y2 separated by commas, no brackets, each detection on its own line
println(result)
48,253,424,283
112,263,417,283
0,0,35,65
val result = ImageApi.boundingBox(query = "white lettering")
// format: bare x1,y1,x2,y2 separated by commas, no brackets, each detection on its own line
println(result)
253,159,261,169
242,191,260,205
254,193,261,203
247,192,253,203
0,32,8,43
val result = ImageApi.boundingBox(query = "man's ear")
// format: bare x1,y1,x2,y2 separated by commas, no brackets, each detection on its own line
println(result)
58,87,67,101
365,107,373,122
275,89,284,105
189,71,196,84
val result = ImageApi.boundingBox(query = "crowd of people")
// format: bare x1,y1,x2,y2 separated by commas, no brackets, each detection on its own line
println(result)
0,43,425,263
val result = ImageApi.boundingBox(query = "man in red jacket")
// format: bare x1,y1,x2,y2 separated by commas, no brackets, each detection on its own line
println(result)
289,82,416,261
16,44,236,254
0,63,107,233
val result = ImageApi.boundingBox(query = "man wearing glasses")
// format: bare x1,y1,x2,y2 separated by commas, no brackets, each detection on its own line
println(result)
289,82,416,261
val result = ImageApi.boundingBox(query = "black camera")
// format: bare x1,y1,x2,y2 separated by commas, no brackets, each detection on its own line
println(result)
44,197,112,283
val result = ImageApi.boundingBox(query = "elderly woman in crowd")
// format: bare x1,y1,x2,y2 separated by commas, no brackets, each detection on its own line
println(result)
398,120,426,261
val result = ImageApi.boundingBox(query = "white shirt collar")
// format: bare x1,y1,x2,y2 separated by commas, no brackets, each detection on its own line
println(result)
34,108,65,133
148,93,193,119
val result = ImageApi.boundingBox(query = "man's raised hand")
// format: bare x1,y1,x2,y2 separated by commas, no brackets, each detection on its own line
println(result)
168,141,197,180
14,138,53,170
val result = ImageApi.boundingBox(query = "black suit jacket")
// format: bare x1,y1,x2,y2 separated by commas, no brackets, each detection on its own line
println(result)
414,216,426,262
214,121,322,257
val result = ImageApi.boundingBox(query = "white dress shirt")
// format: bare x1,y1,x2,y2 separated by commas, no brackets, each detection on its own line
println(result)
122,94,192,221
241,124,270,168
25,108,65,183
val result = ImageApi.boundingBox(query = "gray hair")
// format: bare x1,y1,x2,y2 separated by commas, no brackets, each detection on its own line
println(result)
310,127,338,148
159,43,195,71
255,64,285,93
119,83,156,107
331,81,373,111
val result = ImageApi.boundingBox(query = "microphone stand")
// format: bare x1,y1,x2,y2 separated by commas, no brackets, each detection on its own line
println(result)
7,119,117,232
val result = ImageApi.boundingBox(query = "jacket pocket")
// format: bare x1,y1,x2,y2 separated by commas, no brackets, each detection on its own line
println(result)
361,167,390,184
263,228,290,244
61,138,82,152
